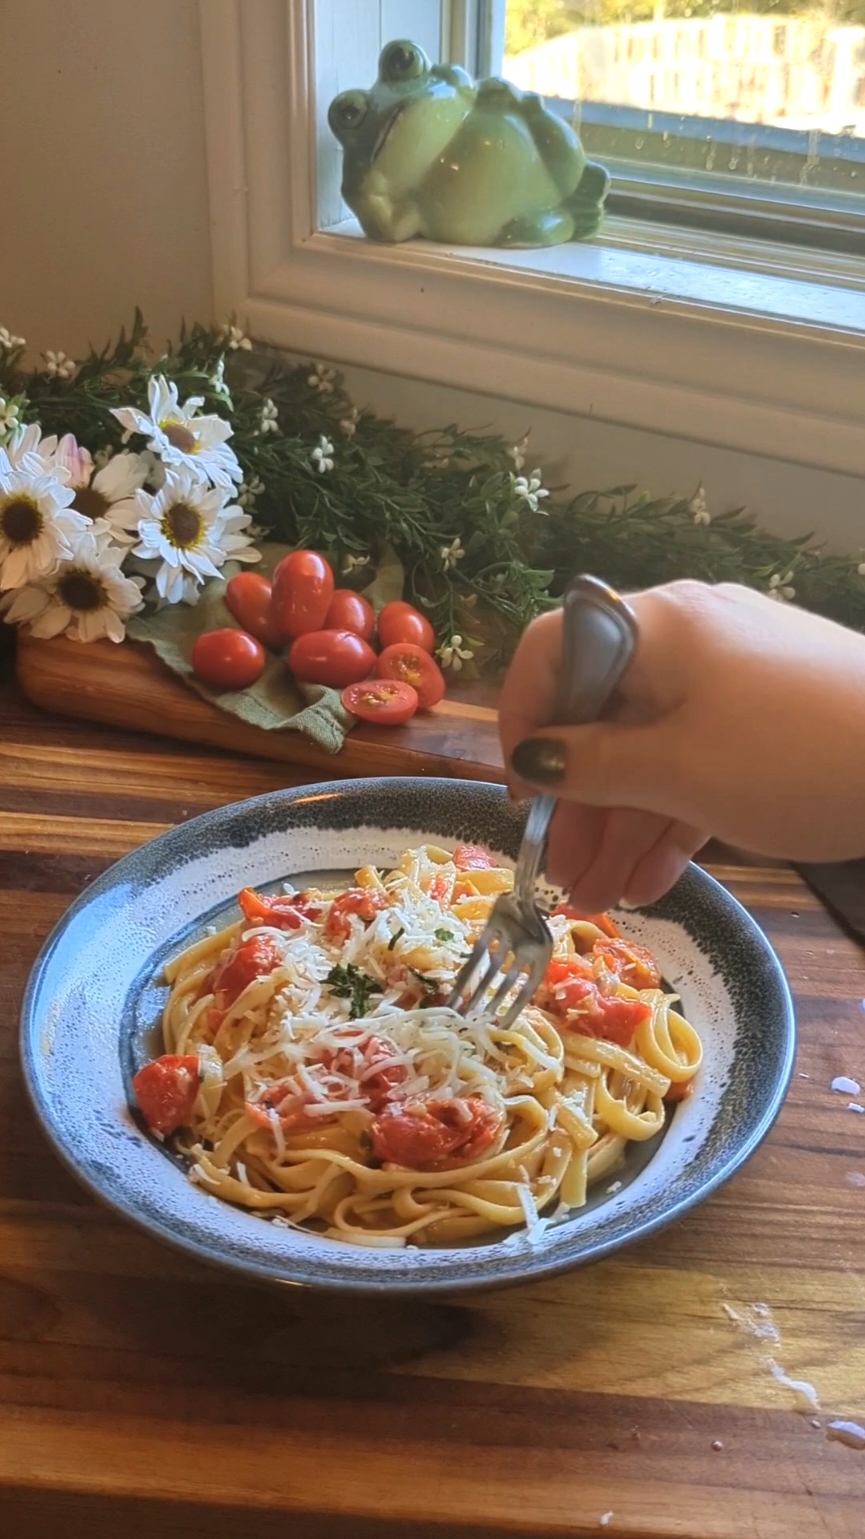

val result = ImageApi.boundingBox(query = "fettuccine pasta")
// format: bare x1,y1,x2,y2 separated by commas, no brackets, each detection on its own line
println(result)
132,842,702,1247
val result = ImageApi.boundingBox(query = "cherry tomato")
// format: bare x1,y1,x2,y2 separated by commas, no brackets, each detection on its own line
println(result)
375,642,445,710
271,550,335,641
321,1034,408,1114
371,1096,502,1168
246,1077,336,1134
593,937,661,990
553,903,620,939
191,629,266,691
224,573,283,651
325,588,375,640
325,887,385,942
341,679,419,725
239,888,323,928
377,600,436,653
212,933,284,1010
288,629,377,688
453,843,497,871
133,1054,200,1135
540,960,650,1048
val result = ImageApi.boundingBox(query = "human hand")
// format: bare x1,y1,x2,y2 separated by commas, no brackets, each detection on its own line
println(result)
499,580,865,909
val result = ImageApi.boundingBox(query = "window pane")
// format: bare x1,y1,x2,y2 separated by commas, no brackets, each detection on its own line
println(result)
500,0,865,201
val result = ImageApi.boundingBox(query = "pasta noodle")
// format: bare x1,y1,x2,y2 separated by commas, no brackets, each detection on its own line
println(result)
132,843,702,1248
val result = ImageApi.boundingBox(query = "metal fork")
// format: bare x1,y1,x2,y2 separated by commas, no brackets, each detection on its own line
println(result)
448,574,638,1029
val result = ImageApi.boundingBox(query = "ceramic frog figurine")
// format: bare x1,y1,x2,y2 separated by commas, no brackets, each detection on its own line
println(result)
328,40,609,248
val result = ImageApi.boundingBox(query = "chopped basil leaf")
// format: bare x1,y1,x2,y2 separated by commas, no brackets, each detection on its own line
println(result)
434,928,454,943
387,926,405,951
326,963,379,1017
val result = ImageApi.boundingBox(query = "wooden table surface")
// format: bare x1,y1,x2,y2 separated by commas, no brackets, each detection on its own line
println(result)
2,637,865,1539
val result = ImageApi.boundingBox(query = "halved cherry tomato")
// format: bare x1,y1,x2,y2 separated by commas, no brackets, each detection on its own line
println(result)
593,937,661,990
325,589,375,640
191,629,266,691
212,932,283,1010
371,1096,502,1168
320,1034,408,1113
539,959,650,1047
246,1076,337,1134
271,550,335,641
341,679,419,725
224,573,283,651
288,629,377,688
453,843,496,871
238,888,323,928
377,600,435,653
553,903,620,939
133,1054,200,1135
375,642,445,710
325,887,386,942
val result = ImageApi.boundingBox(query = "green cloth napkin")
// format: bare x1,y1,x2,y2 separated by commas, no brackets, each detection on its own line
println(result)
127,543,404,755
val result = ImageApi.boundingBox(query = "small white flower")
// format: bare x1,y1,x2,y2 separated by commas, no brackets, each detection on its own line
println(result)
0,326,25,352
54,434,149,546
210,358,232,404
342,552,370,574
690,483,711,526
512,469,549,513
439,537,465,571
340,406,360,438
237,474,265,509
43,349,76,381
0,458,88,591
1,521,144,643
437,633,474,671
307,364,336,395
508,434,529,472
310,435,335,474
0,397,21,441
219,323,252,352
112,374,241,489
132,465,259,605
767,571,796,602
260,398,279,434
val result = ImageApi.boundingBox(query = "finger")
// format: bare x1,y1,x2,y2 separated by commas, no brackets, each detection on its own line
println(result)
498,611,563,798
509,716,682,816
622,821,708,906
565,808,676,914
543,802,605,891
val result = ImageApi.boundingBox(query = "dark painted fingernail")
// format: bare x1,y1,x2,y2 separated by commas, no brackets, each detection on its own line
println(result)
510,737,567,786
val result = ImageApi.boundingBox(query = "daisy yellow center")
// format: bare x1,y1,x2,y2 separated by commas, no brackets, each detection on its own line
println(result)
1,495,43,546
57,568,107,613
161,500,204,550
161,419,198,455
72,486,110,520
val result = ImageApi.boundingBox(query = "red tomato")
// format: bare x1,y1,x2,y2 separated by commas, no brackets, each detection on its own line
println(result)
375,642,445,710
377,600,436,653
133,1054,200,1135
428,871,451,903
553,903,620,939
271,550,335,640
371,1096,502,1168
341,679,419,725
325,887,385,942
239,888,323,928
321,1034,408,1113
325,588,375,640
212,933,284,1010
288,629,376,688
541,960,650,1048
246,1078,335,1134
593,937,661,990
453,843,497,871
664,1078,695,1103
191,629,266,691
224,573,283,651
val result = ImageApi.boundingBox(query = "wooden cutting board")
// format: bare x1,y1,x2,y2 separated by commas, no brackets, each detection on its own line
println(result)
15,633,505,783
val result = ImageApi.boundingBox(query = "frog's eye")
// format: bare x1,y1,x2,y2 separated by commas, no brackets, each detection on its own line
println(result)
380,40,427,83
328,91,369,135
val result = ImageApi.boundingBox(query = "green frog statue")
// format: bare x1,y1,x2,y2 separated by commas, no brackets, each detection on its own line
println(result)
327,40,609,248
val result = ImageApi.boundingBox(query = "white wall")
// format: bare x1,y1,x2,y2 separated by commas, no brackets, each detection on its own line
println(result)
1,0,862,553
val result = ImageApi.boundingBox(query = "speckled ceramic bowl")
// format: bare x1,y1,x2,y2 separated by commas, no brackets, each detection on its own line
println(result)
20,778,795,1294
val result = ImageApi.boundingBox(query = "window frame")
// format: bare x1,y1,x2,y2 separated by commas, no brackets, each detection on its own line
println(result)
198,0,865,480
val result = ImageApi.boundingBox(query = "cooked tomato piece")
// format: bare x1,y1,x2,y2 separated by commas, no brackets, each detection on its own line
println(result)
539,960,650,1047
321,1033,408,1113
133,1054,200,1135
453,843,497,871
553,904,620,939
428,871,450,902
664,1078,695,1103
593,937,661,990
212,932,284,1009
325,887,386,942
246,1078,334,1134
341,679,419,725
371,1096,502,1168
238,887,315,929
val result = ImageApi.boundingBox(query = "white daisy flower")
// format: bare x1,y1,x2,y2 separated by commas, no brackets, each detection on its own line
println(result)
111,374,242,489
43,349,76,381
54,434,149,546
260,399,279,434
342,552,370,574
3,423,61,473
307,364,336,395
508,434,529,472
439,537,465,571
219,323,252,352
132,465,259,604
1,521,144,643
310,436,335,474
437,634,474,671
512,470,549,513
340,407,360,438
767,571,796,602
0,459,88,591
0,326,25,352
689,483,711,526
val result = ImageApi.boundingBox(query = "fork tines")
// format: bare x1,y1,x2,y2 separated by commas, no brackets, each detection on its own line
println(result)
449,894,553,1031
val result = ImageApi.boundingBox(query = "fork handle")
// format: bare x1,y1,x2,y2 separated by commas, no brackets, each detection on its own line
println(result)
513,576,638,901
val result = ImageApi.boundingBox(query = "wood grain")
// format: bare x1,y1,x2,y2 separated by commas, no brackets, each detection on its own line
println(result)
1,661,864,1538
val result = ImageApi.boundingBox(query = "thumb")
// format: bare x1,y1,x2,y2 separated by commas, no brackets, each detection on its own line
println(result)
509,720,674,812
